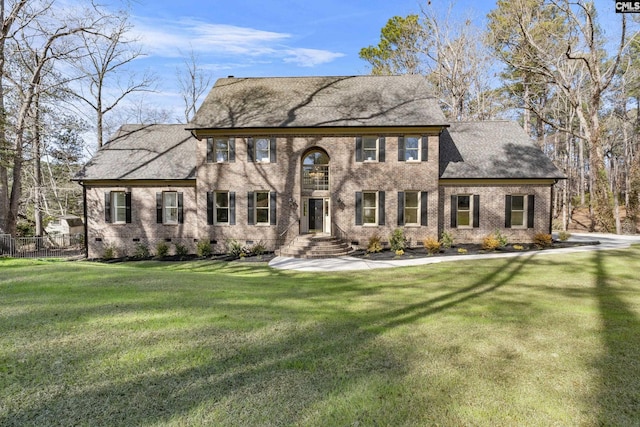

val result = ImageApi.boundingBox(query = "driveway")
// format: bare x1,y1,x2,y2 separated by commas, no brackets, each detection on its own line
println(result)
268,232,640,272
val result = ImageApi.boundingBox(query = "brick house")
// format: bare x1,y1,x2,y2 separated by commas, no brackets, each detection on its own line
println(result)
74,75,565,258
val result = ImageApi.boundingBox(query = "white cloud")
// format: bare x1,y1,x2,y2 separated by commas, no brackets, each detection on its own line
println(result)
283,48,346,67
132,17,343,67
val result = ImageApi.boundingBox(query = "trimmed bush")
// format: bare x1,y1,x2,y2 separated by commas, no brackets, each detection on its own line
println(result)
533,233,553,249
133,243,150,259
196,240,212,257
367,234,383,253
423,236,441,255
482,234,500,251
174,243,189,257
389,228,406,252
155,241,170,258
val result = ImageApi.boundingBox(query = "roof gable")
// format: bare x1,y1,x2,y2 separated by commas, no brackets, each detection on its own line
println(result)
439,121,566,180
190,75,447,129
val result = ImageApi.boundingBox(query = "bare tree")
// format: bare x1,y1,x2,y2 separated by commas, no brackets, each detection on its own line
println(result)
177,48,212,123
69,13,155,149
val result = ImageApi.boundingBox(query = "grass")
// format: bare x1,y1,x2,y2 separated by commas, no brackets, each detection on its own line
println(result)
1,248,639,426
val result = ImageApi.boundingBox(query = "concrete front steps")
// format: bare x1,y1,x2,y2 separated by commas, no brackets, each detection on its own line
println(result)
277,234,354,259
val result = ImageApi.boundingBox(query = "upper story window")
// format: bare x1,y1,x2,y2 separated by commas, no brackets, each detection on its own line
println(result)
206,137,235,163
398,135,427,162
302,150,330,191
355,136,385,162
248,137,276,163
105,191,131,224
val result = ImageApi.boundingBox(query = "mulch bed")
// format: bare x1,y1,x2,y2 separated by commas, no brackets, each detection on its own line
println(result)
349,240,600,261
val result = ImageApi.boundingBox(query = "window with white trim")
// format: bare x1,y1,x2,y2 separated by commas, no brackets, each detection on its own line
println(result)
404,136,420,161
163,191,179,224
363,191,378,225
112,191,127,223
404,191,419,225
457,195,472,228
255,138,270,162
363,137,378,161
255,191,270,224
510,195,526,228
215,191,230,224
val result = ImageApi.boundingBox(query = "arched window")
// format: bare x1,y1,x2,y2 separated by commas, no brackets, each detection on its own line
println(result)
302,149,329,191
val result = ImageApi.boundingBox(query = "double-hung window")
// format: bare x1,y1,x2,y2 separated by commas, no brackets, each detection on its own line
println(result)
505,195,535,228
355,136,385,162
248,191,276,225
355,191,385,226
398,135,427,162
207,137,235,163
156,191,183,224
248,137,276,163
404,191,419,225
451,194,479,228
216,192,230,224
105,191,131,223
207,191,236,225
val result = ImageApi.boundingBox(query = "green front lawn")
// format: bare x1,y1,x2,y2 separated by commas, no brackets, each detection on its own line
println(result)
1,248,639,426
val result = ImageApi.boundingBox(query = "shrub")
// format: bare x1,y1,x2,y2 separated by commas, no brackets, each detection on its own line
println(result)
196,240,212,257
155,241,170,258
494,229,508,248
226,239,244,258
533,233,553,249
395,249,404,257
367,234,383,253
513,244,524,251
133,243,150,259
557,231,571,241
174,242,190,257
102,244,116,260
423,236,441,255
389,228,406,252
440,230,454,249
482,234,500,251
249,240,267,257
457,248,468,254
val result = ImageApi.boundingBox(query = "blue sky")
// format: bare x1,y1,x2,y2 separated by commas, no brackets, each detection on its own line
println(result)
119,0,622,122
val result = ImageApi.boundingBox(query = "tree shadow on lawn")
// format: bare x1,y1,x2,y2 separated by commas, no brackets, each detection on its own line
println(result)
592,250,640,425
0,254,593,425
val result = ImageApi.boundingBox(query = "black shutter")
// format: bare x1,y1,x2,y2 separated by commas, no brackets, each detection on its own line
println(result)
397,192,405,226
378,191,385,226
355,137,363,162
505,195,512,228
177,192,184,224
420,136,429,162
398,136,405,162
270,192,277,225
421,136,428,162
125,192,132,223
420,191,428,226
206,138,213,163
527,195,535,228
156,193,163,223
230,192,236,225
473,195,480,228
247,137,254,162
379,137,385,162
450,195,457,227
270,137,277,163
355,192,363,225
207,192,214,225
247,192,255,225
104,192,111,223
229,138,236,162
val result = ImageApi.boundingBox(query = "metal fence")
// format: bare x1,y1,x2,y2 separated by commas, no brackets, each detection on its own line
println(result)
0,233,84,258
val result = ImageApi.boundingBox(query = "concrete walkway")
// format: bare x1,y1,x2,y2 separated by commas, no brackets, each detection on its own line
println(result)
268,232,640,272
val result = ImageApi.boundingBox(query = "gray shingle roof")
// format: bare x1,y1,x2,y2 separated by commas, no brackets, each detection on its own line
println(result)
439,121,566,179
74,124,196,181
189,75,447,129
